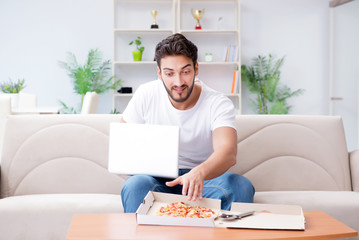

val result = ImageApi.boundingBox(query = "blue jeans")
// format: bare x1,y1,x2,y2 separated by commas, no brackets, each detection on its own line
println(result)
121,169,255,213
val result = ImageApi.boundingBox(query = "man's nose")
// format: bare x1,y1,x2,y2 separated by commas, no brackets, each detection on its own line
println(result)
173,73,185,86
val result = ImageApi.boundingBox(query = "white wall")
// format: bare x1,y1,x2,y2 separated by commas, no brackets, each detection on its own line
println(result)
0,0,331,115
241,0,330,115
331,0,359,151
0,0,113,113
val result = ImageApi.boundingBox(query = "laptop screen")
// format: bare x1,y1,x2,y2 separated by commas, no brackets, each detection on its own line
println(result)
108,123,179,178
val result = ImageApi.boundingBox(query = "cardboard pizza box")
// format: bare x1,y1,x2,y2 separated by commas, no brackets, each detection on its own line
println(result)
136,191,305,230
136,191,221,227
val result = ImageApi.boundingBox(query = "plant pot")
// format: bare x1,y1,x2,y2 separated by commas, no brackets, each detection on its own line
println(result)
8,93,19,108
132,51,143,61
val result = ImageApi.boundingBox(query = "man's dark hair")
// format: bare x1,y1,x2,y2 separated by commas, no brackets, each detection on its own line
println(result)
155,33,198,69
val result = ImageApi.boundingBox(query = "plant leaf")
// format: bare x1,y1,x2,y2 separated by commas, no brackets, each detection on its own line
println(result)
241,54,304,114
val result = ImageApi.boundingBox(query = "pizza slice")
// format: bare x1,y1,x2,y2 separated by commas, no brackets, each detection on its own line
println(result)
156,202,216,218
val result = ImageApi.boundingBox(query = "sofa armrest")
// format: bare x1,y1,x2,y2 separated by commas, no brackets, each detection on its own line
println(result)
0,163,1,198
349,149,359,192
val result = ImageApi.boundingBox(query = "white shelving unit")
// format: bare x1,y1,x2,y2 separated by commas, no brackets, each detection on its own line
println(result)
113,0,175,112
113,0,241,113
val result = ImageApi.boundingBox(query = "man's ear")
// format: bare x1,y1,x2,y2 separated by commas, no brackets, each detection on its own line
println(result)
195,62,199,76
157,66,162,80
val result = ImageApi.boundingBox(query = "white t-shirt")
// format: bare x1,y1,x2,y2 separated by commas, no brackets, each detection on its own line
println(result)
123,80,236,169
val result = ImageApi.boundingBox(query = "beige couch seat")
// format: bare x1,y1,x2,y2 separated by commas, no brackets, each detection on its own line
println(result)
231,115,359,239
0,114,358,240
0,194,122,240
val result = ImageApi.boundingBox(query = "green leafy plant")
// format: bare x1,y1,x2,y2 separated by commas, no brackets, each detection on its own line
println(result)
0,79,26,93
129,36,144,53
58,48,122,113
241,54,304,114
59,101,78,114
110,108,120,114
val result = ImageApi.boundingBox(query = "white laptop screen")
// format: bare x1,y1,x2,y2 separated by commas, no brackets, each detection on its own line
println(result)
108,123,179,178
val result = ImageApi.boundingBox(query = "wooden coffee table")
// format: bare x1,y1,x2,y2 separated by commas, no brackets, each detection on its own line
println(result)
66,211,357,240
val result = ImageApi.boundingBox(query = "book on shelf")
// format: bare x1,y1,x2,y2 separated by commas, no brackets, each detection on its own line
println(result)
224,44,239,62
231,69,239,94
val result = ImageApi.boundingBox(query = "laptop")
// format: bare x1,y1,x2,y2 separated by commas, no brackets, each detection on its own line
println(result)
108,122,179,178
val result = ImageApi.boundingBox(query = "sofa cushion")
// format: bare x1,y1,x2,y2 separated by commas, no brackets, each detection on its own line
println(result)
1,115,125,198
255,191,359,235
350,150,359,192
231,115,351,192
0,193,123,240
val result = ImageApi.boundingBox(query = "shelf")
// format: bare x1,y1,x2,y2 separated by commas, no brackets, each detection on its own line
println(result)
114,29,174,33
115,0,172,1
199,61,239,65
114,61,238,66
179,29,238,34
179,0,236,1
225,93,240,97
114,92,240,99
114,61,157,65
114,29,239,34
114,93,134,97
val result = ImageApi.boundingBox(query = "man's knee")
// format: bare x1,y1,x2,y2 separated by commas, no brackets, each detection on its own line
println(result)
122,175,155,191
228,173,255,202
205,172,255,204
121,175,158,213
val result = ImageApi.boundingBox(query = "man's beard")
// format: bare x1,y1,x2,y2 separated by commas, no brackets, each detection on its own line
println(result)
162,76,195,103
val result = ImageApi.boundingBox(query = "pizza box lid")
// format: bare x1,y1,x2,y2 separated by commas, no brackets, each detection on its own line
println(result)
136,191,221,227
215,202,305,230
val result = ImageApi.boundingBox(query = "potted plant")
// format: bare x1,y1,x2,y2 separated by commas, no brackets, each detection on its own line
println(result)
241,54,304,114
0,78,26,108
58,48,122,113
129,36,145,61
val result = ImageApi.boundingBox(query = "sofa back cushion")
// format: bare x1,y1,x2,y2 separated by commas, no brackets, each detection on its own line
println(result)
230,115,351,191
1,115,125,198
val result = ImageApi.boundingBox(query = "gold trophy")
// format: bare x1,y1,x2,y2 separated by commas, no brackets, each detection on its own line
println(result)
191,9,204,30
150,10,159,29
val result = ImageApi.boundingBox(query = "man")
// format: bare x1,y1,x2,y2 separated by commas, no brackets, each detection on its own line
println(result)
121,33,255,213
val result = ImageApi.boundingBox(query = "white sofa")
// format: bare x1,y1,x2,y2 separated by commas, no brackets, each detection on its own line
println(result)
0,114,358,240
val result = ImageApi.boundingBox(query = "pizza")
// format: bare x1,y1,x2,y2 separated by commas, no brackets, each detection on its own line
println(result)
156,202,216,218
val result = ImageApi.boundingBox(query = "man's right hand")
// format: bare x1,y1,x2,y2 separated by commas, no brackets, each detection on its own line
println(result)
165,167,204,201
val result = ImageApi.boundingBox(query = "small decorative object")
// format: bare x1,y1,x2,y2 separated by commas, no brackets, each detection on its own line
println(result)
129,36,145,61
191,9,204,30
117,87,133,94
150,10,159,29
205,53,213,62
217,17,223,29
0,78,26,108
